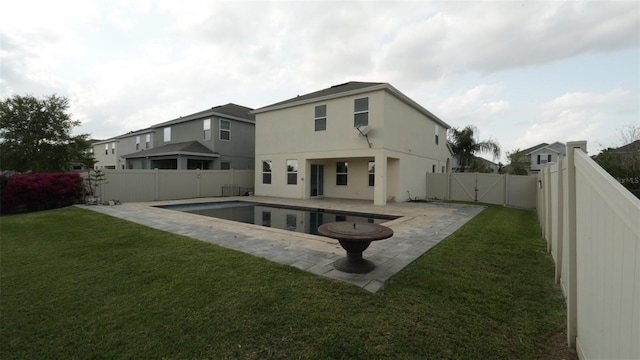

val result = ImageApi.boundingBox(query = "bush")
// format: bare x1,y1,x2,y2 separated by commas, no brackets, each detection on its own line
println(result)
0,172,84,214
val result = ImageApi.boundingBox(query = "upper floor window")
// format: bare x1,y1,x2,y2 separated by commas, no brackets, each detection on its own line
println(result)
136,136,140,150
203,119,211,141
164,127,171,142
354,97,369,127
145,134,151,149
368,161,375,187
435,125,440,145
220,161,231,170
336,161,348,186
315,105,326,131
537,154,552,165
104,144,108,155
287,159,298,185
432,164,436,173
111,142,116,154
220,119,230,141
262,160,272,184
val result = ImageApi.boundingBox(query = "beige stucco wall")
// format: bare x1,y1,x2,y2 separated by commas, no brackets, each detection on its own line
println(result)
254,88,450,204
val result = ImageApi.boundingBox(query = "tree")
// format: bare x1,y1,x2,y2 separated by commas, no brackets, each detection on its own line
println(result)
503,149,531,175
448,125,501,172
592,123,640,198
0,94,91,172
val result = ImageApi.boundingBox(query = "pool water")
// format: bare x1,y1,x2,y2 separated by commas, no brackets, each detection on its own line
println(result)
158,201,398,235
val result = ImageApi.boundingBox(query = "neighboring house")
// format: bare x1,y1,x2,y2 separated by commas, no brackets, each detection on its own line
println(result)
451,155,499,173
612,139,640,155
526,141,566,174
92,138,121,169
92,103,255,170
252,81,451,205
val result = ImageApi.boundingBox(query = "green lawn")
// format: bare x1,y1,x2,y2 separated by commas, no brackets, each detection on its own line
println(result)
1,205,566,359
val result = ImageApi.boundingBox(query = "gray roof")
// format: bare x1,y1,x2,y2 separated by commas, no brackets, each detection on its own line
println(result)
253,81,450,129
613,140,640,153
153,103,255,128
122,141,219,159
257,82,385,109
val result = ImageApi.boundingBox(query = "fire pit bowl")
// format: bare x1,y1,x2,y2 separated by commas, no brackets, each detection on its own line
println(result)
318,221,393,274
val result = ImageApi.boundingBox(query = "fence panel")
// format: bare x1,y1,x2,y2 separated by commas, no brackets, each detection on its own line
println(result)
538,141,640,360
426,172,537,208
425,173,448,200
476,173,505,204
95,170,255,203
506,174,538,209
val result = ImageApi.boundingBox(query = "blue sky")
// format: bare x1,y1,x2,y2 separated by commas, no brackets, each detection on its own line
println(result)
1,0,638,162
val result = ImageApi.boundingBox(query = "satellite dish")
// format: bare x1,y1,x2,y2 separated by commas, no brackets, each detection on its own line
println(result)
356,125,370,136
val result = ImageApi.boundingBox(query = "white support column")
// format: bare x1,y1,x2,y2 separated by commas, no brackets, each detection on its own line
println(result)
374,152,387,206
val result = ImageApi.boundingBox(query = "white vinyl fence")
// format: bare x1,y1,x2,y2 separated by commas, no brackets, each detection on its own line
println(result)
538,141,640,360
425,172,537,208
91,169,254,203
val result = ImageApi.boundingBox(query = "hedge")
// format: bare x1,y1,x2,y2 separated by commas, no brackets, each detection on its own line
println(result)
0,172,84,214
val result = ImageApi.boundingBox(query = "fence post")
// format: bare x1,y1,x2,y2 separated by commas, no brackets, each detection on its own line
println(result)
546,167,553,251
196,169,201,198
565,140,587,347
505,173,509,206
555,158,564,285
154,168,159,201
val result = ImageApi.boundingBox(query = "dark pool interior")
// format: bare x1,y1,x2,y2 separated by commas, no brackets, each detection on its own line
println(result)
158,201,399,235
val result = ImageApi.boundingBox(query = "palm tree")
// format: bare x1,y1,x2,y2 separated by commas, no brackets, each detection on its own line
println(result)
448,125,501,172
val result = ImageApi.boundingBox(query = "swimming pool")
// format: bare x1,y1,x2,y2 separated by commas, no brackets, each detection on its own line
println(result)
158,201,399,235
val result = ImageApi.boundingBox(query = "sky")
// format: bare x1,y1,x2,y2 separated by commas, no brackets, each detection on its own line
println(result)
1,0,639,162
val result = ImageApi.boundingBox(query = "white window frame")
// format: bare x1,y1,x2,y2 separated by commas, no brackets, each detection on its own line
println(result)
164,127,171,142
315,105,327,131
435,125,440,145
105,144,108,155
354,97,369,128
336,161,348,186
262,160,272,184
368,161,375,187
203,119,211,141
111,142,116,154
286,159,298,185
219,119,230,141
136,136,140,150
145,134,151,149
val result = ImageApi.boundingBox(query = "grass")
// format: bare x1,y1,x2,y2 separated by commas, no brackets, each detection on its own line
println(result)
1,205,566,359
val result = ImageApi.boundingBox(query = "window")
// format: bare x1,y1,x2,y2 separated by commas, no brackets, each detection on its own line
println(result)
220,119,230,140
315,105,326,131
336,161,348,186
432,164,436,173
286,159,298,185
354,97,369,127
368,161,375,187
220,161,231,170
105,144,108,155
145,134,151,149
442,166,445,173
435,125,439,145
164,127,171,142
537,154,552,165
203,119,211,140
262,160,272,184
111,142,116,154
136,136,140,150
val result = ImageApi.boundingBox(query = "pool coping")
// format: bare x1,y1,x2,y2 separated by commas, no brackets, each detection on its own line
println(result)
77,197,485,293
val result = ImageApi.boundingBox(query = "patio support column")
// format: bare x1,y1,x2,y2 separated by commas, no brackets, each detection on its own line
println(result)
374,152,387,206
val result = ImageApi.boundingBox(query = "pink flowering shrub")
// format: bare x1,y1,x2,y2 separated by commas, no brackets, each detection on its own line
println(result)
0,172,84,214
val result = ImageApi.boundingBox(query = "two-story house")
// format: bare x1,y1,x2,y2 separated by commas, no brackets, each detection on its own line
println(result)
92,138,121,169
117,103,255,170
252,82,451,205
525,141,566,174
